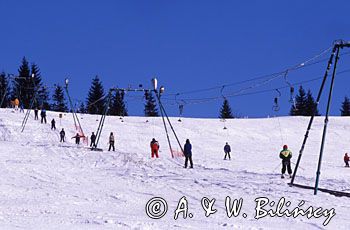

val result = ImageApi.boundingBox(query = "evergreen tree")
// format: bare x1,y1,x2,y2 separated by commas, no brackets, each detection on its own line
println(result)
144,90,158,117
12,58,49,109
290,86,319,116
340,96,350,116
78,102,86,114
0,72,9,108
110,90,128,116
86,75,106,114
219,99,234,119
305,89,320,116
290,86,307,116
12,57,31,107
51,84,68,112
31,63,50,109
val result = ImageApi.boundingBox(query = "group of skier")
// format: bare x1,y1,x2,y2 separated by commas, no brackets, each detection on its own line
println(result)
62,131,115,151
33,107,48,124
19,102,349,172
148,138,232,169
147,139,294,175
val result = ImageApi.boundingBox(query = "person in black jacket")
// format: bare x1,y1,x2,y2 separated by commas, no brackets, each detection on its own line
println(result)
40,109,47,124
34,108,39,120
280,145,292,178
224,142,231,160
51,119,56,130
60,128,65,142
90,132,96,148
184,139,193,168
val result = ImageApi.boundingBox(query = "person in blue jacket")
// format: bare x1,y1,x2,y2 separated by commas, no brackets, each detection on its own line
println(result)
184,139,193,168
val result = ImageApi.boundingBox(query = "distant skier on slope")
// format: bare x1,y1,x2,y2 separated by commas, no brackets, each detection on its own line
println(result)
14,98,19,111
344,153,349,167
34,108,39,120
51,119,56,130
280,145,292,178
60,128,65,142
19,104,24,113
184,139,193,168
150,138,160,158
224,142,231,160
40,109,47,124
90,132,96,148
108,132,115,151
72,133,83,145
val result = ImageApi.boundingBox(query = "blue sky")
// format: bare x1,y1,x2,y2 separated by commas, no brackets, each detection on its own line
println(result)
1,0,350,118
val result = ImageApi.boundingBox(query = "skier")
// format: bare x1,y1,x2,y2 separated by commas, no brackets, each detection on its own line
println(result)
150,138,160,158
34,108,39,120
19,104,24,113
14,98,19,111
59,128,65,142
184,139,193,168
51,119,56,130
108,132,115,151
90,132,96,148
224,142,231,160
40,109,47,124
344,153,349,167
280,145,292,178
72,133,83,145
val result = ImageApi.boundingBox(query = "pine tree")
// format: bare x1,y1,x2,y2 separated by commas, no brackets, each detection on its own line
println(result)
340,96,350,116
31,63,50,109
51,84,68,112
12,58,50,109
86,75,106,114
219,99,234,119
290,86,307,116
12,57,31,107
0,72,9,108
144,90,158,116
78,102,86,114
110,90,128,116
305,89,320,116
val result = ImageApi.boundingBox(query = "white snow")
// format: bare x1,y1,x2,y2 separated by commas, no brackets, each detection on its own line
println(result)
0,108,349,229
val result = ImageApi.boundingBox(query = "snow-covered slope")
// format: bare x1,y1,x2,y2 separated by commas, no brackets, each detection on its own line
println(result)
0,109,349,229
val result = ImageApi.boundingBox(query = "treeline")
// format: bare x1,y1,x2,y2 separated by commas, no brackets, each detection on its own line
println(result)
2,57,350,118
0,57,159,117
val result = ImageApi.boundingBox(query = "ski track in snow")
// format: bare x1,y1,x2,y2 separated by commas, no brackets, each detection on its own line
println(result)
0,109,349,229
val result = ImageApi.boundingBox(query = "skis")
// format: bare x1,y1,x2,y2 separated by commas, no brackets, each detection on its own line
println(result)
281,174,292,179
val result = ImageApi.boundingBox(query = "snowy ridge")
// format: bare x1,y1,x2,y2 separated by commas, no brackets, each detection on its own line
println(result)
0,109,349,229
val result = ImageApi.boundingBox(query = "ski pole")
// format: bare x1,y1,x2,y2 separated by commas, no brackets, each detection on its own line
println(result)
273,163,281,172
291,161,305,170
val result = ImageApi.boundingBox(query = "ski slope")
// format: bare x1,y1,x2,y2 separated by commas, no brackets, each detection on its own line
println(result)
0,108,349,229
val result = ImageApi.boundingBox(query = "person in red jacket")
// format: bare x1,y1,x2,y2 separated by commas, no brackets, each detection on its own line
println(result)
150,138,159,158
344,153,349,167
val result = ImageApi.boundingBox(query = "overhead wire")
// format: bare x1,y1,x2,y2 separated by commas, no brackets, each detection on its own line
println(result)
159,68,350,106
162,45,336,98
159,46,350,106
161,47,350,106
